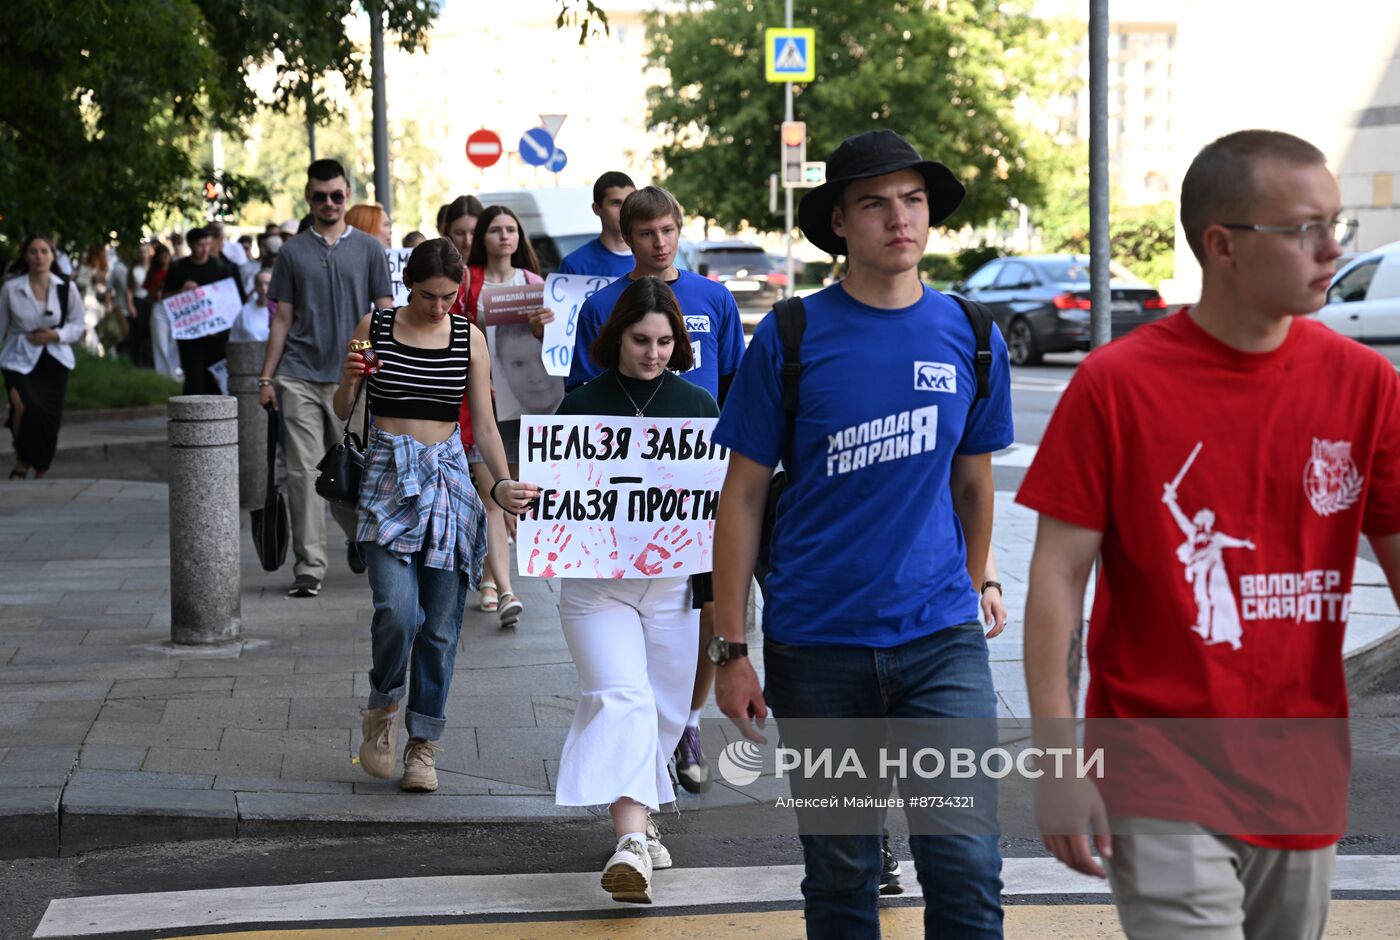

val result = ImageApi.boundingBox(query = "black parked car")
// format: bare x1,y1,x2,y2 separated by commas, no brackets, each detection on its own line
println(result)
953,255,1167,365
689,240,786,312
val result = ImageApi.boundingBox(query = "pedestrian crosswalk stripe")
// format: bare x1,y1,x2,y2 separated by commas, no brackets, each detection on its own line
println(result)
124,903,1400,940
34,856,1400,938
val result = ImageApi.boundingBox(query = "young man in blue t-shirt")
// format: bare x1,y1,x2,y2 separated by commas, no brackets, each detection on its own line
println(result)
710,130,1014,937
567,185,746,796
556,171,637,278
567,186,744,399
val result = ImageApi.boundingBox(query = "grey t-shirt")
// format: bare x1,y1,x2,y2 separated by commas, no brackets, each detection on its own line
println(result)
269,227,392,383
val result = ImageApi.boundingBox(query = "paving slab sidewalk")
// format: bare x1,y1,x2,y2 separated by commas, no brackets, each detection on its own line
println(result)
0,478,1396,859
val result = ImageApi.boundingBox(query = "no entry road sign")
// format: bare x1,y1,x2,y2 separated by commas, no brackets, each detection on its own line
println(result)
466,129,503,168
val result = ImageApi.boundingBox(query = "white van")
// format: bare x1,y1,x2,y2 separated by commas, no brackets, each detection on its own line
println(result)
1316,241,1400,343
477,188,600,274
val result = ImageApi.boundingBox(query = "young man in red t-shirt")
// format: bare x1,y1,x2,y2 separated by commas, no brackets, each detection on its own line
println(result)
1019,130,1400,939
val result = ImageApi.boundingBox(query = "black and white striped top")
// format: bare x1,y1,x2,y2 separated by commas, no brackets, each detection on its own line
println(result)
366,307,471,423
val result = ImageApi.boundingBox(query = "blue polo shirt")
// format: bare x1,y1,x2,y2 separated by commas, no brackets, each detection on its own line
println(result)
556,237,635,278
567,270,745,400
713,283,1014,648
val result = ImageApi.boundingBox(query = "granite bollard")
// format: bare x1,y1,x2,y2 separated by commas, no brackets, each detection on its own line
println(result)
227,341,269,508
167,395,242,645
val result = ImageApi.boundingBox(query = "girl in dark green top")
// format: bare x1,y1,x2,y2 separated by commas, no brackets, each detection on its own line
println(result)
552,277,717,905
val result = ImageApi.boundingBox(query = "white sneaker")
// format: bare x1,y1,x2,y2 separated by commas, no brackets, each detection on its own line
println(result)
646,815,672,870
601,837,652,903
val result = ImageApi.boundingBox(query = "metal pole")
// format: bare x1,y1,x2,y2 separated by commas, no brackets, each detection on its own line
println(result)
784,0,795,297
1088,0,1111,348
369,2,393,218
305,85,317,161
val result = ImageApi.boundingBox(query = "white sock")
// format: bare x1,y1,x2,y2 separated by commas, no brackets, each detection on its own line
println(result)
618,831,647,850
687,709,702,728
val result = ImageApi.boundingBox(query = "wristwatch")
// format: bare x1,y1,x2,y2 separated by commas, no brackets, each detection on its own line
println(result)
706,635,748,666
981,580,1003,595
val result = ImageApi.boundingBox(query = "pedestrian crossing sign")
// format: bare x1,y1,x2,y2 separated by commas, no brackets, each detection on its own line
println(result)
766,28,816,83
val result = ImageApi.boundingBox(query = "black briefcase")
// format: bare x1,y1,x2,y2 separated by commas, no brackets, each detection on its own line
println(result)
250,407,290,571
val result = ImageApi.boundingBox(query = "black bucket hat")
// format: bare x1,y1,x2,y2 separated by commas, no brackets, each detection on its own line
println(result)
798,129,965,257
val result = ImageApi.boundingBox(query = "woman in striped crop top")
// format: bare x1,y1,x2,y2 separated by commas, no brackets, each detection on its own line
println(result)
333,238,539,793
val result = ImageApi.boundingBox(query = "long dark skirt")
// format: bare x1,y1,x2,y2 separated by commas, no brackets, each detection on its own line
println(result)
3,350,70,473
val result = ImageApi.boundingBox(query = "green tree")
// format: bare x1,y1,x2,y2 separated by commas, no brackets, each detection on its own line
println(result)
0,1,439,253
645,0,1066,239
1028,144,1177,287
216,95,451,235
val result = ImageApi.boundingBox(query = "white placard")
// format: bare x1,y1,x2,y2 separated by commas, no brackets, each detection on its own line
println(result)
207,358,229,395
540,273,617,378
166,278,243,340
517,415,728,579
386,248,413,306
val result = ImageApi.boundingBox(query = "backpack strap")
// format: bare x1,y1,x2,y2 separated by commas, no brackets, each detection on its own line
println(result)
773,296,806,465
952,295,994,401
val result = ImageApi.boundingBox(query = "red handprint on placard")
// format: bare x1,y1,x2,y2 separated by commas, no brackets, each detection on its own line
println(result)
632,525,695,576
527,524,571,577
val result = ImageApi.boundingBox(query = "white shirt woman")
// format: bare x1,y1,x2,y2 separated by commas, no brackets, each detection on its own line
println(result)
1,235,85,478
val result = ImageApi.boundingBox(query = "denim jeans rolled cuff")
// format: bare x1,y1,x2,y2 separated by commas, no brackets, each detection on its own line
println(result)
402,708,448,742
367,682,405,712
363,684,449,742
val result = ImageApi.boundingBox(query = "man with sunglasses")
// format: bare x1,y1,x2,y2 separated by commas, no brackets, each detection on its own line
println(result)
259,158,393,598
1019,130,1400,939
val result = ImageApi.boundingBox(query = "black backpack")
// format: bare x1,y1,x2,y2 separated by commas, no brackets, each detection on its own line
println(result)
753,293,995,593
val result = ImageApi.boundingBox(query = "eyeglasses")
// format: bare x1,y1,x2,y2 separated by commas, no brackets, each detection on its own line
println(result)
1220,218,1357,251
309,190,347,205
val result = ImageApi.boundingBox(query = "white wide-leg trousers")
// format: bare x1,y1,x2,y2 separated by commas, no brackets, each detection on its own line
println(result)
554,576,698,811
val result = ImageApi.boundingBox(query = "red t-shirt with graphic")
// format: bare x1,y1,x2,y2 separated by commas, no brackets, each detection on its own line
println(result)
1017,310,1400,849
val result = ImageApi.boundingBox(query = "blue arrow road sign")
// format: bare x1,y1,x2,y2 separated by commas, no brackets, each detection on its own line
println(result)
547,147,568,174
519,128,555,167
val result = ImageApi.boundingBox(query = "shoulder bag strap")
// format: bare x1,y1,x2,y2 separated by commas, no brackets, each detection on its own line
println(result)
264,406,280,495
341,311,373,447
53,272,71,326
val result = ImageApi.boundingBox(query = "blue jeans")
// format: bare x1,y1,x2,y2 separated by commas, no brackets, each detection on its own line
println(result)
363,541,468,742
764,623,1004,939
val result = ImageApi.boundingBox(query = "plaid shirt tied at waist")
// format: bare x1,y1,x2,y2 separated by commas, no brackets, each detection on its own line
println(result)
356,426,486,584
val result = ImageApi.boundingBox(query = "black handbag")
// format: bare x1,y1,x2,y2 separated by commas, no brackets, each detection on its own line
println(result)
314,376,370,507
250,408,290,571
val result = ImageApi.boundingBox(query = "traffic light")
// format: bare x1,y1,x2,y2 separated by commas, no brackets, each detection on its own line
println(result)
781,121,806,186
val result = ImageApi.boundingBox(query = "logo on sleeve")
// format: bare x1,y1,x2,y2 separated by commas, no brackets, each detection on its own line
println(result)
685,315,711,333
1304,438,1362,516
914,362,957,393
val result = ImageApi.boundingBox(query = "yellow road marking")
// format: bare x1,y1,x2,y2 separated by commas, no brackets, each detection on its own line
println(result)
165,901,1400,939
